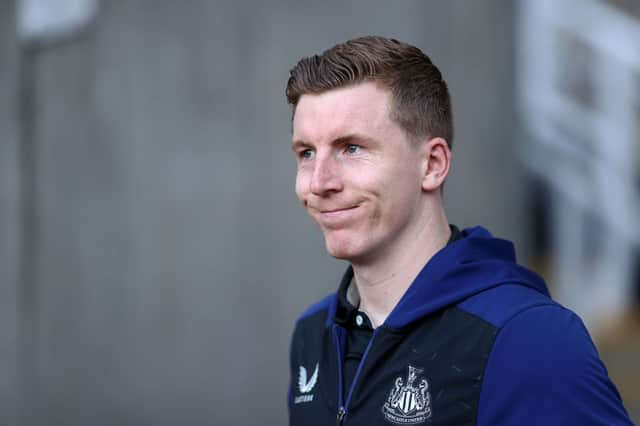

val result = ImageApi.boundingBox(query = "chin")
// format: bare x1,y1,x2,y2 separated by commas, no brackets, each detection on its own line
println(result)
324,236,368,262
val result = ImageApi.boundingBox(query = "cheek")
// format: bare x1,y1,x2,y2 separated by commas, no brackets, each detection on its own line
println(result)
295,170,308,201
378,164,422,210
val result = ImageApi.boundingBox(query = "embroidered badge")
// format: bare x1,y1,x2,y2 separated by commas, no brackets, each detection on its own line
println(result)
382,365,431,424
294,363,318,404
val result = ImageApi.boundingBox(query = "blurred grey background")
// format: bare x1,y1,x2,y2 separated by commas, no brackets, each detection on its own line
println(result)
1,0,638,425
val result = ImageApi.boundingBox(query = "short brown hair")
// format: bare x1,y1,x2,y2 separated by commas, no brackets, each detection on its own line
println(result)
286,36,453,147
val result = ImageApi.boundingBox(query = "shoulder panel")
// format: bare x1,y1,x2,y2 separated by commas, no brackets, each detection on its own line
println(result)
457,283,555,328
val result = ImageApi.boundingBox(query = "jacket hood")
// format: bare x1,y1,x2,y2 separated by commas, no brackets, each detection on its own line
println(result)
378,226,549,329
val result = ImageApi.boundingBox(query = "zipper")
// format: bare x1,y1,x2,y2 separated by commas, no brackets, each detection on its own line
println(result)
332,324,379,425
332,325,346,423
344,329,378,411
335,406,346,426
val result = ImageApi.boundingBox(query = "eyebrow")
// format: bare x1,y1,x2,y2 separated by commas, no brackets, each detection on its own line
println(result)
291,139,312,151
333,134,372,145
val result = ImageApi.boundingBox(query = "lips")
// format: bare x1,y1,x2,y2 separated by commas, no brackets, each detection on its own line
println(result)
307,203,360,228
307,203,359,214
319,206,358,214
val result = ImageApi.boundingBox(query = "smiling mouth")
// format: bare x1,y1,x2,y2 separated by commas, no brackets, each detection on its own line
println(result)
320,206,358,214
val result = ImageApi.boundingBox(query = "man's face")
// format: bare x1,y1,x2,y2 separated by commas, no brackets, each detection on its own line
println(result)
292,82,427,263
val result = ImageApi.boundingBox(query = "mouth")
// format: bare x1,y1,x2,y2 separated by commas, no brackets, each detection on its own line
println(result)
307,204,360,226
319,206,358,215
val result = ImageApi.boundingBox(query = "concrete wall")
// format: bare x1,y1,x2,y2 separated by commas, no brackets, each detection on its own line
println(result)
0,1,19,425
7,1,525,424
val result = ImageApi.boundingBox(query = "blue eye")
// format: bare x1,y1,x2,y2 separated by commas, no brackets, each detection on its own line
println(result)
346,144,360,154
300,149,314,159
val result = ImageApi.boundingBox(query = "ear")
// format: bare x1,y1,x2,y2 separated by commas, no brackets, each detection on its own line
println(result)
420,137,452,192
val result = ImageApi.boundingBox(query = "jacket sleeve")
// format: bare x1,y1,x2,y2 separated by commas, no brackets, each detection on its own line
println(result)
476,305,633,425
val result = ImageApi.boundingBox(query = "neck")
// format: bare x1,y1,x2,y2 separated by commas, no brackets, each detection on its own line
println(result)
351,205,451,328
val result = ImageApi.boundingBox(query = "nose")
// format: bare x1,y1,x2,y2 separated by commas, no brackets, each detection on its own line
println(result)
310,154,343,196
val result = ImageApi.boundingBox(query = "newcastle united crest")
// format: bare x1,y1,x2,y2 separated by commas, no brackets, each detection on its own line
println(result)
382,365,431,424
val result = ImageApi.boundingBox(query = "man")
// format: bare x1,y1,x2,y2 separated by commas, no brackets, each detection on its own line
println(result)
285,36,632,425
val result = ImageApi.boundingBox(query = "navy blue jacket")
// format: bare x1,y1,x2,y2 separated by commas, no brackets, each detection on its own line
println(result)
288,227,633,425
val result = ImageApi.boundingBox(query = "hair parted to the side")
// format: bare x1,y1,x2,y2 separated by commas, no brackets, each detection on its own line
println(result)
286,36,453,147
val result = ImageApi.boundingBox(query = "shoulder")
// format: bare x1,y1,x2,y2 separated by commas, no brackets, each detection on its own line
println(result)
458,282,556,327
295,292,337,328
476,301,632,425
290,292,337,348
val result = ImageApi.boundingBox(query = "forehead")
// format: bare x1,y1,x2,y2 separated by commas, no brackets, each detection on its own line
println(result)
292,82,394,143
